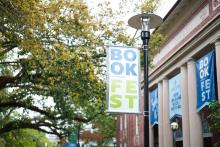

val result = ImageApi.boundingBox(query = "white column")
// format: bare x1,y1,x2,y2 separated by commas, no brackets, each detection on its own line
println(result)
180,65,190,147
215,39,220,103
149,124,154,147
162,79,173,147
158,82,164,147
187,60,203,147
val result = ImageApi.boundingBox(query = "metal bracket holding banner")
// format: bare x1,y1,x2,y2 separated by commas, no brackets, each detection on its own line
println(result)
143,111,149,117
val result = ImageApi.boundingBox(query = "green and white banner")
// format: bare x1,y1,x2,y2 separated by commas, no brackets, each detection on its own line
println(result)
106,46,141,113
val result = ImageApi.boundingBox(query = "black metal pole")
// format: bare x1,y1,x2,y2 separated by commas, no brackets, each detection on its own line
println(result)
173,131,176,147
128,13,162,147
78,125,80,147
141,28,150,147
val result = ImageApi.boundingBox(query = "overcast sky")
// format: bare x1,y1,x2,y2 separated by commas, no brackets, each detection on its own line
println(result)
155,0,177,18
86,0,177,18
86,0,177,39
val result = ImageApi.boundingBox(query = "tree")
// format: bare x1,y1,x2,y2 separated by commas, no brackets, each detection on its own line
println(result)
96,0,165,66
0,0,164,141
208,101,220,146
0,0,109,137
0,129,53,147
91,114,116,145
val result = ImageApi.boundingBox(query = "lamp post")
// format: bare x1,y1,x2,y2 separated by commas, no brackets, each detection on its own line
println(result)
128,13,162,147
171,121,179,147
113,138,116,147
77,125,81,147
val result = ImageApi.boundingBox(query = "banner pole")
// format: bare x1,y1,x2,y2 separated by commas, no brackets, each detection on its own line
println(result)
128,13,162,147
141,17,150,147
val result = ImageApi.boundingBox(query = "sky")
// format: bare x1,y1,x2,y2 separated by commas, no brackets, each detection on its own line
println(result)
86,0,177,19
155,0,177,18
85,0,177,41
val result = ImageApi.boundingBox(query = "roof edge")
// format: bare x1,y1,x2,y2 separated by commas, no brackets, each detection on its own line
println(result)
162,0,182,21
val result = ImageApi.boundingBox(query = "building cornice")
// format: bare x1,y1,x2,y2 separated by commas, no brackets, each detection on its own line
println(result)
149,16,220,87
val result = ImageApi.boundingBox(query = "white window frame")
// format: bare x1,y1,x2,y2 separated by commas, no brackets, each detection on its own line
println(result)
124,114,127,129
120,116,123,131
135,115,139,135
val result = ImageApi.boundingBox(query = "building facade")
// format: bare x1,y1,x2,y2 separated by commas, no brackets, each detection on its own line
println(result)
116,0,220,147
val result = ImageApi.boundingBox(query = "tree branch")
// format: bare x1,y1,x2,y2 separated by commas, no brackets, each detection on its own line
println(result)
0,101,57,119
0,61,20,65
0,120,62,137
0,76,19,90
0,101,88,123
0,43,17,56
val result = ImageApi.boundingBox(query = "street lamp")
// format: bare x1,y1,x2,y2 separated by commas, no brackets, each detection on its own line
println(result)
128,13,162,147
113,138,116,147
171,122,179,147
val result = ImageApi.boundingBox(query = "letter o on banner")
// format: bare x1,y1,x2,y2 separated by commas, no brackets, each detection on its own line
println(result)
124,50,136,61
111,62,124,75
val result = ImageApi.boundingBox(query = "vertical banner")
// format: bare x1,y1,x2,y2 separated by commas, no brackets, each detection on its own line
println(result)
106,46,140,113
169,74,182,119
150,88,158,126
196,50,216,111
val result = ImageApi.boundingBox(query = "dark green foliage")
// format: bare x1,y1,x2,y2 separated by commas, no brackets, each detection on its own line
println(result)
208,101,220,146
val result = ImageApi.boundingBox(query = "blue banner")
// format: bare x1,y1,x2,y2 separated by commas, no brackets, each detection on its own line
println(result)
150,88,158,126
169,74,182,119
196,50,216,111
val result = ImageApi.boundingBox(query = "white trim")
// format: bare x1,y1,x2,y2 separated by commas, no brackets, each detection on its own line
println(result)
124,114,127,129
120,116,123,131
197,102,210,112
135,115,139,135
203,132,213,138
153,4,210,65
212,0,220,11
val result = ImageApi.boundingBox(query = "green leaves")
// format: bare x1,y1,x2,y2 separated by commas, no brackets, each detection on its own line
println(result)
0,0,104,136
0,0,164,144
0,129,52,147
208,101,220,132
208,101,220,146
